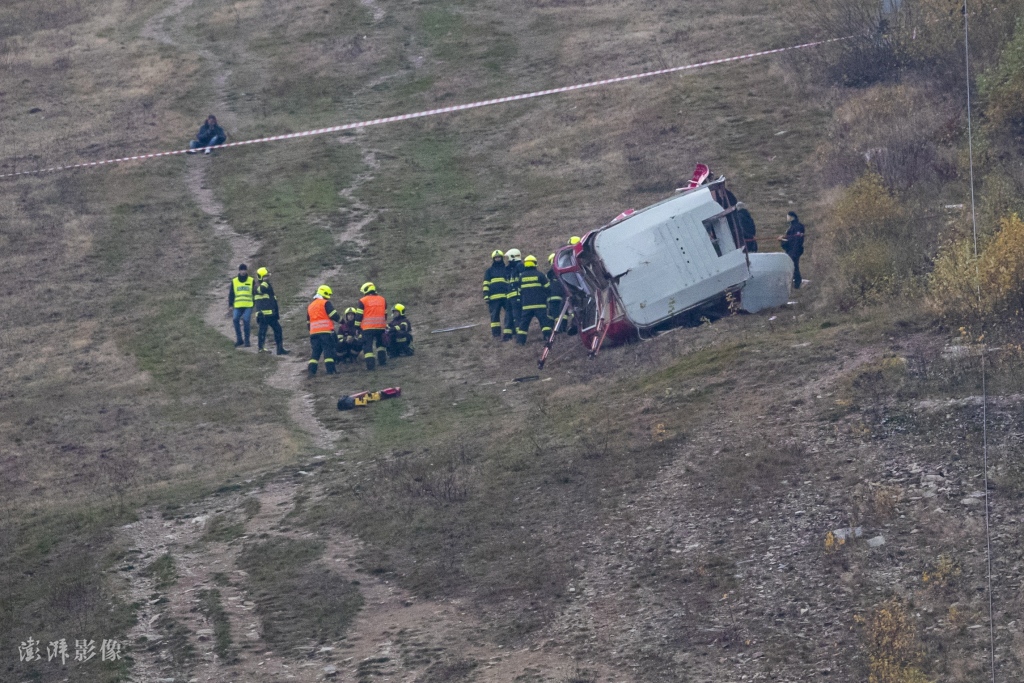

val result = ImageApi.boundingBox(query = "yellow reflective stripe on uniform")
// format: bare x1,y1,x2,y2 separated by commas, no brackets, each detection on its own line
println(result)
523,304,547,310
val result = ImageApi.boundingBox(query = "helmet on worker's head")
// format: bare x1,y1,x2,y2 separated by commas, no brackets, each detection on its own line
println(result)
568,236,581,245
392,303,406,315
548,253,555,265
506,248,522,261
344,306,355,315
256,266,269,278
317,285,333,299
360,282,376,295
491,249,504,260
524,255,537,267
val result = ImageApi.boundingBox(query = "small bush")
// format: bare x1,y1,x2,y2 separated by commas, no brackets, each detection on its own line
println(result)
861,598,931,683
819,172,929,308
928,213,1024,326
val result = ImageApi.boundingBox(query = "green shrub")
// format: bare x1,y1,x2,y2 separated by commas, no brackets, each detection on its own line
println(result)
979,18,1024,134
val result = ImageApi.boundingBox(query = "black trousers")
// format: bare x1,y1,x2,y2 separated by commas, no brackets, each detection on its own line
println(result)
257,312,284,350
516,308,551,344
488,299,515,337
790,253,802,289
387,333,414,357
309,333,336,375
362,328,386,369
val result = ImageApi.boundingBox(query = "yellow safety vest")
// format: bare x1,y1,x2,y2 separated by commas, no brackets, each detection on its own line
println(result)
232,276,254,308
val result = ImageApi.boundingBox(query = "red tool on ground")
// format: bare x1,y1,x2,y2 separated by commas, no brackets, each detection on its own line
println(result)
337,387,401,410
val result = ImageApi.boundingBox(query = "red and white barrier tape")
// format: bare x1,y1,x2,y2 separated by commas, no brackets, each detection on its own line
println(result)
0,37,846,180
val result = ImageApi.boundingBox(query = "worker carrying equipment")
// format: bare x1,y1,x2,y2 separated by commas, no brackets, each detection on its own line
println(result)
385,304,414,357
355,285,388,370
505,248,525,335
254,267,290,355
307,285,341,376
483,250,515,340
229,263,255,347
336,307,363,364
516,256,551,344
337,386,401,411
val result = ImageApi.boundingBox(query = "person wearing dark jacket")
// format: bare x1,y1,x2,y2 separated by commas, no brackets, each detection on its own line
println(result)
482,250,514,341
336,308,362,364
734,202,758,253
515,255,551,344
546,253,569,333
188,115,227,154
505,248,526,335
779,211,806,289
254,267,289,355
385,304,414,357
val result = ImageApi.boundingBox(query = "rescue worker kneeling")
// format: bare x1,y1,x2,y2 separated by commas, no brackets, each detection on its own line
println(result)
516,255,551,344
385,304,414,357
355,282,388,370
336,307,362,364
307,285,341,376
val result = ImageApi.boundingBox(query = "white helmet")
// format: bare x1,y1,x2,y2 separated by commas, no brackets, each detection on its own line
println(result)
506,248,522,261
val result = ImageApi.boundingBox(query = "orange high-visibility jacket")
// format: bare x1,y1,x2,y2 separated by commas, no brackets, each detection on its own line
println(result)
359,294,387,330
307,298,337,335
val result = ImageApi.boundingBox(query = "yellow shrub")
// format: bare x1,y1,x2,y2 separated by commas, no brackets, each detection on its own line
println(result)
864,598,931,683
928,213,1024,323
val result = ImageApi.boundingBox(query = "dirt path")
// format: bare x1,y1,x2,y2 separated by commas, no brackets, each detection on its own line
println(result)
125,6,606,682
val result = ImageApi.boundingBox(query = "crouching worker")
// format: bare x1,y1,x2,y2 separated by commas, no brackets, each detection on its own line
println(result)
385,304,414,357
355,282,388,371
307,285,341,376
187,114,227,154
336,308,362,364
516,255,551,344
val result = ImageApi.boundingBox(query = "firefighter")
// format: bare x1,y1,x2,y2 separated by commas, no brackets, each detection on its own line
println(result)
386,304,414,357
515,255,551,344
228,263,254,347
254,267,289,355
546,253,569,334
505,248,525,333
336,307,362,364
355,282,388,370
306,285,341,376
483,249,514,341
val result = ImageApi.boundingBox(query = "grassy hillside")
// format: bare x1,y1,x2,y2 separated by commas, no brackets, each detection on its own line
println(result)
2,0,1022,682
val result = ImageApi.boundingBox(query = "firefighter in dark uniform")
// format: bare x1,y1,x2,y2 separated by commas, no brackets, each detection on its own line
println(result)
385,304,414,357
354,282,388,370
306,285,341,376
483,250,514,341
254,267,290,355
336,308,362,364
505,248,525,335
515,255,551,344
546,253,570,334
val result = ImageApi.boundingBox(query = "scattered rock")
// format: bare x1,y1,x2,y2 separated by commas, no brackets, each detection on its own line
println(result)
324,665,339,677
832,527,863,542
867,536,885,548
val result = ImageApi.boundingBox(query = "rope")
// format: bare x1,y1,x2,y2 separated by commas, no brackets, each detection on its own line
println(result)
962,2,997,680
0,37,848,180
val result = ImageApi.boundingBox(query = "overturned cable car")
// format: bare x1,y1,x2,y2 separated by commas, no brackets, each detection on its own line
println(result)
539,165,792,368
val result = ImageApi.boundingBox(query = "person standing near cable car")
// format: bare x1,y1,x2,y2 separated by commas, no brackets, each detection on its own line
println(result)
779,211,805,289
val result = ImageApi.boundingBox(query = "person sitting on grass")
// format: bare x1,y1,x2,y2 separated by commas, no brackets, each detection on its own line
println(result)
187,114,226,155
